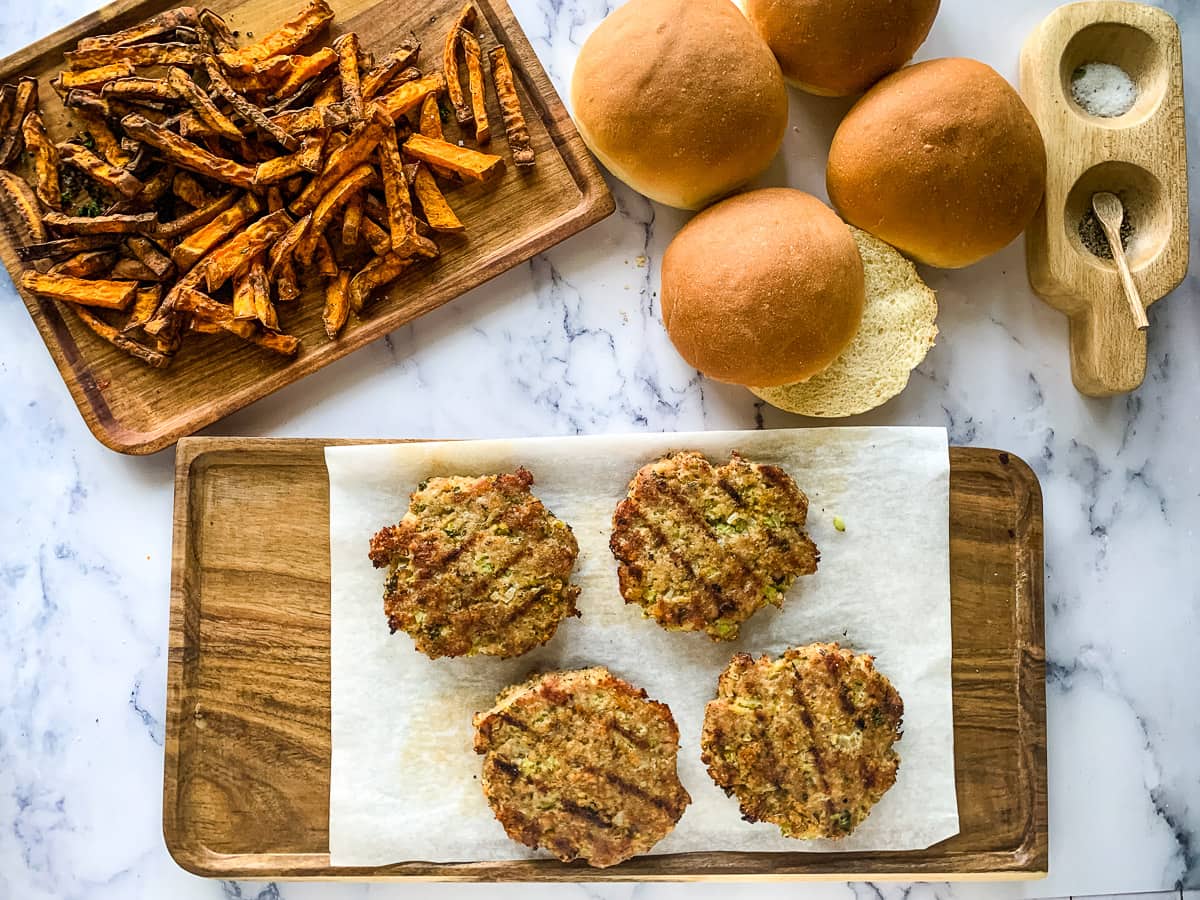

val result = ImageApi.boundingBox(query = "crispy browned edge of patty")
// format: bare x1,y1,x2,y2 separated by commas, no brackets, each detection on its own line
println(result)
608,450,819,639
700,642,904,839
368,467,581,658
473,667,692,867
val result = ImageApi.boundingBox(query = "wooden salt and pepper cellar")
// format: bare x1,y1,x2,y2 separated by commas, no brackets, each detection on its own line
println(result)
1021,1,1189,396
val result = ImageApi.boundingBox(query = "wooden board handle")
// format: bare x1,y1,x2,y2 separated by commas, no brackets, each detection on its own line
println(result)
1069,300,1147,396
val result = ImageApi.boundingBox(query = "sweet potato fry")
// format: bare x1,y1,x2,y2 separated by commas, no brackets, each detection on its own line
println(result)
489,45,534,167
323,268,350,337
189,317,223,334
267,211,311,282
231,255,263,320
301,162,377,263
53,61,136,93
198,9,237,53
17,236,119,262
165,68,244,141
101,76,179,103
373,72,445,123
347,246,428,311
203,208,293,291
126,235,175,279
275,257,300,301
250,329,300,355
65,43,203,70
314,234,338,276
403,133,502,182
313,74,343,108
327,36,359,121
44,211,156,234
359,215,392,256
460,28,489,143
0,170,48,250
155,190,237,239
270,100,357,135
173,171,213,208
270,47,338,100
253,143,319,184
0,85,15,138
175,285,254,336
418,94,443,140
416,94,455,178
127,164,175,208
221,57,296,94
0,78,37,168
202,59,299,151
361,40,421,100
269,68,335,114
248,257,278,329
411,163,463,233
176,111,215,139
111,257,162,280
20,271,137,310
267,186,284,212
57,142,145,198
218,0,335,74
123,284,163,331
22,111,61,209
341,194,364,248
443,3,476,125
77,113,134,168
50,250,117,277
72,305,171,367
290,121,382,214
64,89,111,119
75,7,199,51
121,114,257,188
171,193,260,267
377,121,416,247
297,132,325,171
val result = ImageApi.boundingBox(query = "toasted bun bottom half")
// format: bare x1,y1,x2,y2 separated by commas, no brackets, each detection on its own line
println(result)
751,228,937,417
826,57,1046,268
661,188,865,387
742,0,941,97
570,0,788,211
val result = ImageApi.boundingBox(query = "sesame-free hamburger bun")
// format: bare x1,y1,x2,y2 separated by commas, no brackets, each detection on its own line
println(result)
741,0,940,96
660,188,865,387
571,0,788,211
752,227,938,417
826,57,1047,269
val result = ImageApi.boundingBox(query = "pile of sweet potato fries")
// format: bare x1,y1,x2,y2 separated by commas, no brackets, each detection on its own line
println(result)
0,0,535,368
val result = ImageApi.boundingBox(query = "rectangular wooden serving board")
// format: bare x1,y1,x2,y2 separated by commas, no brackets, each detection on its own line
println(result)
0,0,613,456
164,438,1047,881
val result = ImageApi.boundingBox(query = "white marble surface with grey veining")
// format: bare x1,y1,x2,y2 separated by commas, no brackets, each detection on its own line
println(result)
0,0,1197,898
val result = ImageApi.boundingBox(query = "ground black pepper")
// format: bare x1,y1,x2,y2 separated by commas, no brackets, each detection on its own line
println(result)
1079,204,1134,259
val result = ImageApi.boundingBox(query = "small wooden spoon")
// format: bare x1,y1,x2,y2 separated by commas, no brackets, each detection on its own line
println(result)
1092,192,1149,331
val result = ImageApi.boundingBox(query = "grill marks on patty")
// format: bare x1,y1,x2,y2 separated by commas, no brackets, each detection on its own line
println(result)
473,667,691,868
368,468,581,659
610,451,819,640
700,643,904,839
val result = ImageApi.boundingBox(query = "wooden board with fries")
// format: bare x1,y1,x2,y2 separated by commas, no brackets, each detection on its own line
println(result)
0,0,612,454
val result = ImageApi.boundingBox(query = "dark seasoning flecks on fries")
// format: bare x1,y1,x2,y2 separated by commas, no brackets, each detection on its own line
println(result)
0,1,536,368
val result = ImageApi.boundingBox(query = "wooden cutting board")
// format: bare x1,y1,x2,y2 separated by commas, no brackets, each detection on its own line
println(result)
163,438,1047,881
0,0,612,455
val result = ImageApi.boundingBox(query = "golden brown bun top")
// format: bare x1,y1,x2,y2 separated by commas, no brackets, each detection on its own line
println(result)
745,0,940,96
826,57,1046,269
660,188,865,387
571,0,788,210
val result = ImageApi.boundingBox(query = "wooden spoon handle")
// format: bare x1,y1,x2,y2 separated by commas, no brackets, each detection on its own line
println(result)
1098,219,1149,330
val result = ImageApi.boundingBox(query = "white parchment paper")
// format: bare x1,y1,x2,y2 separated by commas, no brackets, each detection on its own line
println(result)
326,427,958,865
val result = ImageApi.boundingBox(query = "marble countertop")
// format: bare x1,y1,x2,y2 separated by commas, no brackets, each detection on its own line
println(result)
0,0,1197,897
